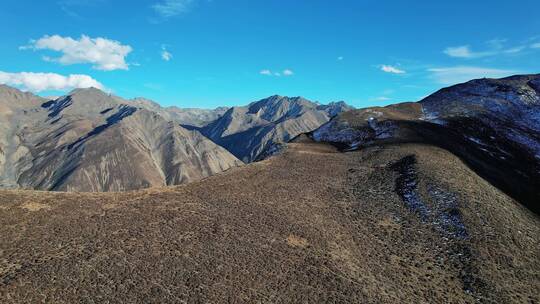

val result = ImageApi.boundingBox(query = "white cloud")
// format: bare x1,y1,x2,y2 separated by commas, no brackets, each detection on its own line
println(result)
0,71,104,92
153,0,194,18
381,65,406,74
21,35,132,71
504,46,526,54
161,45,173,61
444,40,533,58
428,66,518,85
375,96,390,101
161,50,173,61
260,69,294,77
283,69,294,76
531,42,540,49
443,45,492,58
337,56,344,61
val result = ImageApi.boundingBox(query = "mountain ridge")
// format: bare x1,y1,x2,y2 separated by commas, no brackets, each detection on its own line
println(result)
309,73,540,214
0,86,242,191
1,74,539,197
0,86,351,191
200,95,354,162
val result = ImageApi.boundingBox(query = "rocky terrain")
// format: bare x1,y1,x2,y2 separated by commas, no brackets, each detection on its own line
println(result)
0,86,241,191
312,74,540,214
199,95,353,162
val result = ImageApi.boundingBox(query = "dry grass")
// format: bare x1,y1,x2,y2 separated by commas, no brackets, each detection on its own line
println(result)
0,140,538,303
286,235,309,248
19,202,51,212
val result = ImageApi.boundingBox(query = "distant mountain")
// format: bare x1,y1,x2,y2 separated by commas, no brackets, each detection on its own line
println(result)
311,74,540,214
200,95,354,162
130,97,229,127
0,86,241,191
0,87,352,191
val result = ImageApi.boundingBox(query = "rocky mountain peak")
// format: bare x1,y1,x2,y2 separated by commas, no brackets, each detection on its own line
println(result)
247,95,316,122
201,95,353,162
319,100,355,117
68,87,109,98
40,88,121,120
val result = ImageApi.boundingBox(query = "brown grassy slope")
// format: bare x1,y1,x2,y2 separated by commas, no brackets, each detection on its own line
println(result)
0,141,538,303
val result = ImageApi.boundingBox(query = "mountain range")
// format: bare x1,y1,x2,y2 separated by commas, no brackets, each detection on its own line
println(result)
1,74,539,214
0,86,351,191
199,95,353,162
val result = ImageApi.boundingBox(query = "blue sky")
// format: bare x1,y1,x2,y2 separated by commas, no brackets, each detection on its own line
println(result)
1,0,539,108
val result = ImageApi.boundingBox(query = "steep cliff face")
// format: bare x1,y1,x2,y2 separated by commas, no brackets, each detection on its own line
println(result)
310,74,540,214
201,95,354,162
0,86,242,192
